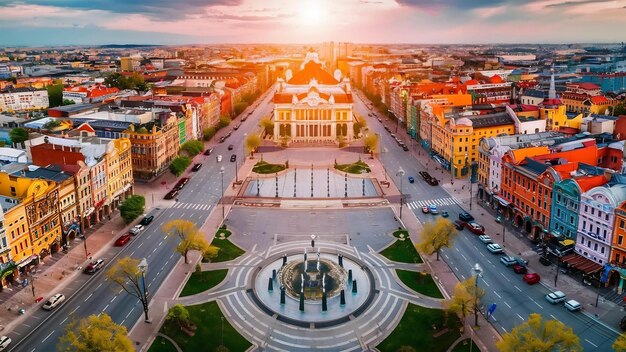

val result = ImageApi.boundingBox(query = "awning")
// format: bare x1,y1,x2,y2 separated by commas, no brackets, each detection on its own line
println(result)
16,255,38,268
493,195,510,207
562,253,602,274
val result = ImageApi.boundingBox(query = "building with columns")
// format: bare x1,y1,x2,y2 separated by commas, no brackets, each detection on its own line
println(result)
273,51,355,146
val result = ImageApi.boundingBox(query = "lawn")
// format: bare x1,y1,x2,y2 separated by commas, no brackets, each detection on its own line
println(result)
156,301,251,352
379,230,422,264
180,269,228,297
451,338,479,352
396,269,443,298
252,161,286,174
147,335,177,352
377,304,461,352
205,229,245,263
334,160,371,174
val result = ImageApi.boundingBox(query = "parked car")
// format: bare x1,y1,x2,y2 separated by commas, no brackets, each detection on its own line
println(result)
427,178,439,186
174,177,190,190
228,144,234,150
139,215,154,226
233,123,241,130
523,273,541,285
114,234,132,247
513,257,529,266
478,235,492,244
459,212,474,222
402,145,409,151
419,171,432,181
422,206,429,214
42,293,65,311
564,299,582,312
408,176,414,183
84,259,105,274
230,154,237,162
0,336,11,351
512,264,528,274
129,224,144,235
455,220,485,235
441,211,449,218
545,291,567,304
428,205,438,214
539,256,552,266
192,163,203,172
203,148,213,156
241,115,248,122
225,131,232,138
217,155,223,162
164,189,178,200
219,136,226,143
486,243,503,254
500,256,517,266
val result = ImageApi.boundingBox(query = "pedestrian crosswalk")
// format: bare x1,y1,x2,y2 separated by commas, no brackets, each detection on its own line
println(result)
171,202,213,211
406,197,461,209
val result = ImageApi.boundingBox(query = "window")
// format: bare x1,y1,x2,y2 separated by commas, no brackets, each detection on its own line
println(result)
620,235,624,245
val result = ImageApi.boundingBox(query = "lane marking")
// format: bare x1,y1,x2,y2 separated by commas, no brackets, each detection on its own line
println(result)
84,293,93,302
585,339,598,348
514,285,522,292
103,304,109,312
494,292,501,299
516,313,524,321
70,306,80,315
137,243,143,249
110,296,117,303
42,330,55,343
61,317,68,324
504,301,511,308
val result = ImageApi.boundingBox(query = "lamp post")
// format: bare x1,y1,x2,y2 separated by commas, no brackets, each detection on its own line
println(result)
138,258,150,323
29,270,36,298
472,263,483,327
396,167,405,219
220,166,225,221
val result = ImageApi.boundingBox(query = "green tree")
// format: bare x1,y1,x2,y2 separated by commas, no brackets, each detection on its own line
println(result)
363,133,379,155
119,195,145,224
180,140,204,157
162,219,210,264
106,257,150,322
613,102,626,116
353,118,367,137
233,102,249,117
43,119,62,130
245,134,261,156
218,115,231,129
416,217,458,261
166,304,193,329
62,99,75,106
58,314,133,352
614,334,626,352
169,156,192,176
47,83,64,107
9,127,29,147
497,313,581,352
443,277,484,330
259,117,274,136
203,126,217,141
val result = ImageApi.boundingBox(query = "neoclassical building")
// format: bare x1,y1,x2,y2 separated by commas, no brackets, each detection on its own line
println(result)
273,51,354,145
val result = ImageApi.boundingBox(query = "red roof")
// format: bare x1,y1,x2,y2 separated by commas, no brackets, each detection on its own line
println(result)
568,82,600,90
575,175,608,192
274,91,352,104
465,79,479,86
590,96,609,104
489,75,504,84
288,61,339,85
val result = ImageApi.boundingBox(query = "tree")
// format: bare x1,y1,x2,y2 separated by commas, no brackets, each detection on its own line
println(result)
354,118,367,137
43,119,62,130
162,219,210,264
497,313,581,352
166,304,192,329
180,140,204,157
62,99,76,106
259,117,274,136
416,217,458,260
47,83,64,107
9,127,29,147
614,334,626,352
202,245,219,263
119,195,145,224
233,102,249,117
443,277,484,330
203,126,217,141
106,257,150,322
58,314,133,352
218,115,231,129
363,133,379,155
614,102,626,116
245,134,261,156
170,155,192,176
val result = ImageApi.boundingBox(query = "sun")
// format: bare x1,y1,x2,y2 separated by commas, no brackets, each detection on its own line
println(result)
298,0,327,25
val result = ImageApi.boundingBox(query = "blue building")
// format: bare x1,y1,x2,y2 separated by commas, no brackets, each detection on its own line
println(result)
580,73,626,94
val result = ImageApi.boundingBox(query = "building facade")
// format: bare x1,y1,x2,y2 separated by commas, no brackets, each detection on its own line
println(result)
0,88,49,112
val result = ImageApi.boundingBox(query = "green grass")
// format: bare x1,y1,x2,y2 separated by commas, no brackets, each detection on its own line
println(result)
207,229,245,263
380,231,422,264
377,304,461,352
252,161,286,174
396,269,444,298
147,335,177,352
335,160,371,174
451,338,480,352
159,301,251,352
180,269,228,297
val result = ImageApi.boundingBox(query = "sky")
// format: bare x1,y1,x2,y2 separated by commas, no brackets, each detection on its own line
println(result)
0,0,625,46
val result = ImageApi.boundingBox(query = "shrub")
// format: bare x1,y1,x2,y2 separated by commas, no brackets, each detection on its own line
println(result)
170,156,192,176
181,140,204,157
203,127,217,141
119,195,145,224
218,115,231,129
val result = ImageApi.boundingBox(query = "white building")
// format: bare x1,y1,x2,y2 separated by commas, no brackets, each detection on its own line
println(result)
0,88,48,112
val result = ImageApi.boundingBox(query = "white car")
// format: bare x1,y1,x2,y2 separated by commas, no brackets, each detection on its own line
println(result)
129,224,145,235
217,155,223,162
500,256,516,266
486,243,503,254
545,291,567,304
42,293,65,311
478,235,492,244
0,336,11,351
564,299,582,312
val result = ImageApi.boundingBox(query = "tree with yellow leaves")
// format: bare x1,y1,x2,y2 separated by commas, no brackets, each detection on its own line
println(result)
245,134,261,157
614,334,626,352
106,256,151,322
443,276,484,330
162,219,214,264
416,217,458,261
497,313,581,352
363,133,379,156
58,313,133,352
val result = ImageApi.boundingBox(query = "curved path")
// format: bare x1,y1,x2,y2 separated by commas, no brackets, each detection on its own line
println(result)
176,240,443,351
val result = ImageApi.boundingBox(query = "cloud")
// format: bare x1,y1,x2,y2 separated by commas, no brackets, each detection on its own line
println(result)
545,0,619,7
394,0,511,10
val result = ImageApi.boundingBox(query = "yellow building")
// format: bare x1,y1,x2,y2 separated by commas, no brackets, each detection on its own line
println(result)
120,57,134,72
3,200,31,270
539,100,583,131
106,138,134,212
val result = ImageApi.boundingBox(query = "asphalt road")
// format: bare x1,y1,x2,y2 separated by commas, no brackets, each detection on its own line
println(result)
8,89,276,352
352,91,619,351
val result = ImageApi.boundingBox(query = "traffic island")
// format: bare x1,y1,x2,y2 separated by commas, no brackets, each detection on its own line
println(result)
380,230,423,264
396,269,444,298
179,269,228,297
203,229,245,263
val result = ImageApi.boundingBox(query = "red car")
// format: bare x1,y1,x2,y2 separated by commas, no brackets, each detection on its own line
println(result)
454,220,485,235
114,234,131,247
513,264,528,274
523,273,540,285
422,206,429,214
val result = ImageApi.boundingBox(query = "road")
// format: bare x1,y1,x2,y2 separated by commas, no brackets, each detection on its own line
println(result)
8,89,276,352
352,91,619,351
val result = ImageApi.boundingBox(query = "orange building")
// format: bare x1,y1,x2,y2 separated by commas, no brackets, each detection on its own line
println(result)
612,201,626,267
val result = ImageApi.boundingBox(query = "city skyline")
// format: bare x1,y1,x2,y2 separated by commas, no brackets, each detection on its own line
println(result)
0,0,625,46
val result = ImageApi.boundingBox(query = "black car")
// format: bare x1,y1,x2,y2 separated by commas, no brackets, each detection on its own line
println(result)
203,148,213,156
192,163,203,172
164,189,178,200
219,136,226,143
241,115,248,121
230,154,237,162
233,123,241,130
225,131,232,138
539,256,552,266
139,215,154,226
402,145,409,151
419,171,432,180
459,212,474,222
228,144,234,151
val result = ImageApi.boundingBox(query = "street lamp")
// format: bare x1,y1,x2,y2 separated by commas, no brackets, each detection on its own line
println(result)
396,167,405,219
472,263,483,327
220,166,225,221
138,258,150,323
